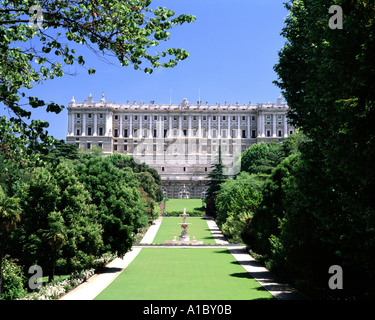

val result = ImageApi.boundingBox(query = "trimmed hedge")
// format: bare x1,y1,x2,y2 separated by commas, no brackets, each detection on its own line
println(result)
164,209,205,217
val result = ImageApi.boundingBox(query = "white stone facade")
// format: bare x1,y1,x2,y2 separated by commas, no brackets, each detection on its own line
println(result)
66,94,294,198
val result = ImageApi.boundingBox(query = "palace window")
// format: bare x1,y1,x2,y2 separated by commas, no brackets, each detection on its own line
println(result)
99,127,104,136
87,127,92,136
87,143,91,149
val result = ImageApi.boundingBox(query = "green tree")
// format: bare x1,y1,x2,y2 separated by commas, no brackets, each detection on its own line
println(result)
40,139,80,165
0,186,21,299
0,256,26,300
14,163,103,280
1,0,196,155
242,153,301,260
75,154,148,257
205,145,227,217
206,145,227,199
42,211,67,282
241,141,284,178
215,172,262,242
272,0,375,298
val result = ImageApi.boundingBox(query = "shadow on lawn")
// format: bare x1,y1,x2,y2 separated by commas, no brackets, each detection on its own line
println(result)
95,267,123,275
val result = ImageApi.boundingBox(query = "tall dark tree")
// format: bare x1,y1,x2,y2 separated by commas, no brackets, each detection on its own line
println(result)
272,0,375,298
205,146,227,217
0,186,21,299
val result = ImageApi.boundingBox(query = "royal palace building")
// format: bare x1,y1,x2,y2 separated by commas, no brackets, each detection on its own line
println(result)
66,94,295,198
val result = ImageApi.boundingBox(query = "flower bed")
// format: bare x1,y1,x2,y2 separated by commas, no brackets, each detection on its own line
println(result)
18,269,95,300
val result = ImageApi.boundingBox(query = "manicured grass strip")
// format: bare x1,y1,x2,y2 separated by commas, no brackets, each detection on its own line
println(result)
166,198,204,213
95,248,273,300
152,217,216,244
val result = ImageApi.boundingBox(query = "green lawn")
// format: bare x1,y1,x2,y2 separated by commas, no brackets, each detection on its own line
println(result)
152,217,216,244
95,248,273,300
165,198,204,214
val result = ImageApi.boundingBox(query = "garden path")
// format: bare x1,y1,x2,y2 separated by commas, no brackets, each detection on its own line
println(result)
59,216,307,300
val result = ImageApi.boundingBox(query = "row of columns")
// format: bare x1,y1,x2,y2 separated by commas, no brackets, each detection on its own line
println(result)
257,113,289,138
68,112,289,138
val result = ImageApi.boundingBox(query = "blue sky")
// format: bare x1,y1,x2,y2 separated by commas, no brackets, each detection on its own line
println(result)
1,0,289,140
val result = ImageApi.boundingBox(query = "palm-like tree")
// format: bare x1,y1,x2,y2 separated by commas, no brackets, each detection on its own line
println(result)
0,186,21,299
42,211,67,282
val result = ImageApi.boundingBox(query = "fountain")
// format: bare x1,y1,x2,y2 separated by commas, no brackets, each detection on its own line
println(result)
165,208,203,245
178,208,191,242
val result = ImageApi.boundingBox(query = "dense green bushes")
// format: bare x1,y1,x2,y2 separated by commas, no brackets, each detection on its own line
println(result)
164,210,203,217
0,145,163,299
210,132,375,298
0,256,26,300
215,172,262,243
